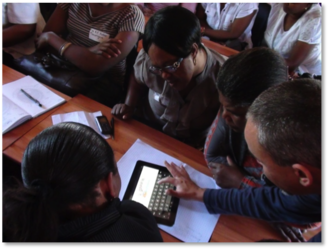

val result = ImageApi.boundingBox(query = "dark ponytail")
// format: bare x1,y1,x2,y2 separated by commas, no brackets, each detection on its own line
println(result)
3,179,58,241
3,122,117,241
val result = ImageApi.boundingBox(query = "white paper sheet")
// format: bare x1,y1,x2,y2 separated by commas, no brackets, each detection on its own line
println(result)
51,111,111,139
118,139,220,242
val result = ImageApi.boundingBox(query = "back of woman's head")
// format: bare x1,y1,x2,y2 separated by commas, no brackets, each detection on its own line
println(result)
217,47,288,106
3,122,116,241
143,6,202,58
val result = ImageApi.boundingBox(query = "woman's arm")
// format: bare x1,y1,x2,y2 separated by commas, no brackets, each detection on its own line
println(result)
204,10,257,41
38,4,142,76
286,41,316,75
3,3,39,47
111,71,148,119
3,24,36,47
50,31,140,76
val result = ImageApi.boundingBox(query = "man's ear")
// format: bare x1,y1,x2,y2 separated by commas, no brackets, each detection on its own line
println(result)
292,164,313,187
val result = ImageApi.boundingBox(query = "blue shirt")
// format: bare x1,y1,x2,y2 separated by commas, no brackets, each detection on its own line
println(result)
203,186,321,224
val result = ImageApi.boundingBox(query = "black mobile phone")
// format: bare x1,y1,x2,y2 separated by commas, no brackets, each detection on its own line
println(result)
95,115,113,135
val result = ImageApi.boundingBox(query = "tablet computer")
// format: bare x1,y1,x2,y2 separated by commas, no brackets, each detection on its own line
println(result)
123,160,180,226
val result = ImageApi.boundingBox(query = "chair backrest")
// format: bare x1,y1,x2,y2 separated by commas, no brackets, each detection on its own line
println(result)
251,3,271,47
39,3,57,22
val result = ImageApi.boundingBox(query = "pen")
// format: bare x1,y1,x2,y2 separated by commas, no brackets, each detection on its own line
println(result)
110,117,114,140
20,89,43,107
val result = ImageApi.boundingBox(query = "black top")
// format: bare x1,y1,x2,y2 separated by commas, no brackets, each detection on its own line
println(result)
58,198,163,242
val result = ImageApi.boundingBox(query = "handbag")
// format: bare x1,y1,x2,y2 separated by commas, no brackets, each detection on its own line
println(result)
13,51,103,97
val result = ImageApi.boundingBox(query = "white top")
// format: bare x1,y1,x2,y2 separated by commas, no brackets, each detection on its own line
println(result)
264,3,322,75
3,3,45,59
201,3,258,49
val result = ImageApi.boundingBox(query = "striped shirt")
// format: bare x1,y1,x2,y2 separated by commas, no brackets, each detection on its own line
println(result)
58,3,144,90
135,1,198,13
204,109,265,189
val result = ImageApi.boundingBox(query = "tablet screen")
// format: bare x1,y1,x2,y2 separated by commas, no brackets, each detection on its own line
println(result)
131,166,158,207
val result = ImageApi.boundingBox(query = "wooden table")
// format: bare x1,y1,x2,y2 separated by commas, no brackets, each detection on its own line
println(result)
2,65,71,152
3,94,320,242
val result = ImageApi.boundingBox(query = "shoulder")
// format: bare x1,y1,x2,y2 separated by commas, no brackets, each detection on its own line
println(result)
134,49,149,72
120,4,144,19
203,45,227,70
120,200,156,225
134,49,159,86
117,200,163,242
303,4,321,20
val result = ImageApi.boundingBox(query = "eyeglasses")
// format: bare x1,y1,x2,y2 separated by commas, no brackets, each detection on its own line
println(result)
149,58,184,75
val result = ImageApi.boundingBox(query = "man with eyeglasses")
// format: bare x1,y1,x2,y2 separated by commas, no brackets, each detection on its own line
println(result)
112,6,226,148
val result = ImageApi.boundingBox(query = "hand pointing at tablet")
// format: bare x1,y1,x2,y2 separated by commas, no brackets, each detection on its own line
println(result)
158,161,205,201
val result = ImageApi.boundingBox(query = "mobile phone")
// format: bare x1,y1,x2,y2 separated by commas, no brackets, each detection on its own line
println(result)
95,115,113,135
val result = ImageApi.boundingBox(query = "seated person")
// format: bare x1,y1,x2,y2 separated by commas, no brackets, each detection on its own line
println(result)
3,122,163,242
3,3,45,67
159,79,321,242
263,3,321,76
35,3,144,107
196,3,258,50
204,47,287,189
136,3,197,16
112,6,225,147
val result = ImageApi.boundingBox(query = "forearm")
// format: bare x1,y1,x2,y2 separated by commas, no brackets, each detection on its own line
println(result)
45,32,116,76
3,24,36,47
203,187,321,224
285,42,316,75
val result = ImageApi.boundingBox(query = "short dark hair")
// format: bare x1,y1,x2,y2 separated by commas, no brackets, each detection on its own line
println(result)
3,122,117,241
217,47,287,106
247,79,321,168
143,6,202,58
